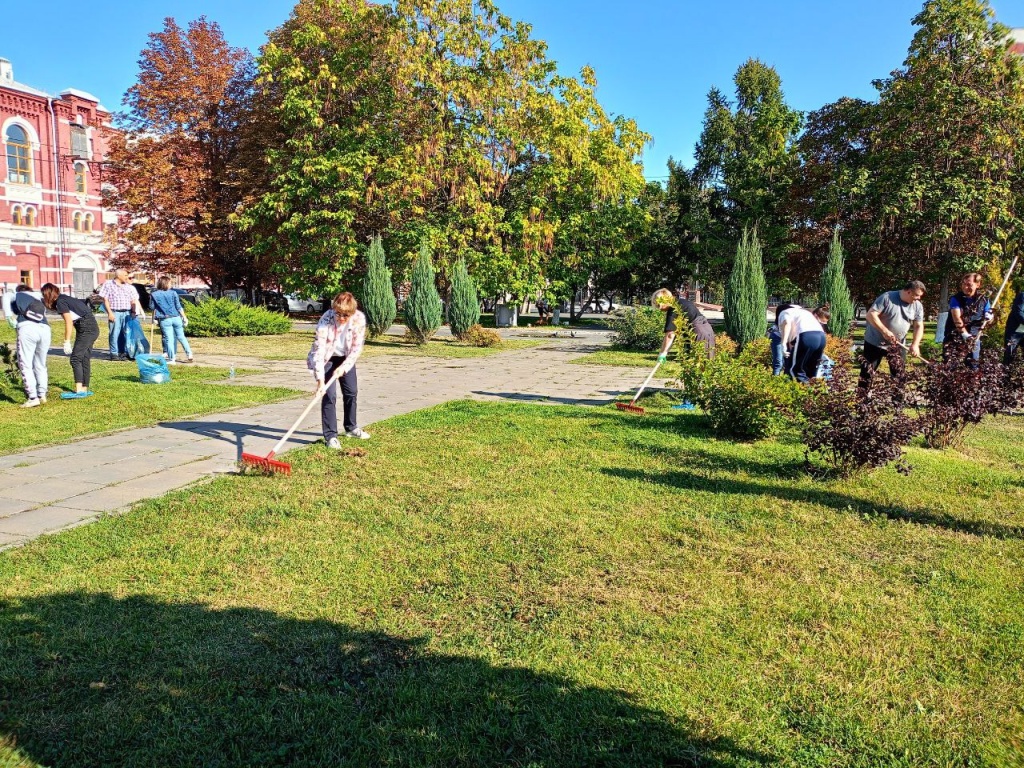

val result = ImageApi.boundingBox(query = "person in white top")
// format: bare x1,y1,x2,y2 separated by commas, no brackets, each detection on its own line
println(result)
779,305,831,383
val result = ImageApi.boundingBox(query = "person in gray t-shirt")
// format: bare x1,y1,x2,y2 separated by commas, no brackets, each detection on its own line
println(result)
860,280,926,387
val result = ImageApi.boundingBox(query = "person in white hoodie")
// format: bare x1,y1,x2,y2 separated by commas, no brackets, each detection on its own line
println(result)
7,285,51,406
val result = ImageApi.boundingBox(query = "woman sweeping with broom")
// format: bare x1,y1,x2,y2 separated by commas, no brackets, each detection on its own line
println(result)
308,292,371,446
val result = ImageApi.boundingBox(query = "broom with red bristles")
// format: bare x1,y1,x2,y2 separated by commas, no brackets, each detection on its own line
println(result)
240,365,347,475
615,358,664,415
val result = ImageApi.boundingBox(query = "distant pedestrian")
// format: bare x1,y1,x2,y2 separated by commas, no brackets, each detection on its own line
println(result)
1004,285,1024,366
769,303,795,376
943,272,991,367
308,292,370,446
652,288,715,362
150,277,194,365
780,305,829,383
11,285,51,407
860,280,926,387
41,283,98,399
98,269,143,361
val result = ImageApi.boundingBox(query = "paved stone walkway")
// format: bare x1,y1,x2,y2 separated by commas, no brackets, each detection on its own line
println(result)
0,332,661,549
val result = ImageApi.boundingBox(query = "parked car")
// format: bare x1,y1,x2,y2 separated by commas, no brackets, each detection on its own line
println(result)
259,290,289,313
592,299,620,313
172,287,198,305
286,294,324,313
132,283,152,312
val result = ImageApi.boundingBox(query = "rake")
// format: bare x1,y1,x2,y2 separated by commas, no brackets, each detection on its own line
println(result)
615,359,663,415
240,366,346,475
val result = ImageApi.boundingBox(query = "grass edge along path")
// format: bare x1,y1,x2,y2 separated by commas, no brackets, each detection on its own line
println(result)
0,361,300,455
1,400,1022,766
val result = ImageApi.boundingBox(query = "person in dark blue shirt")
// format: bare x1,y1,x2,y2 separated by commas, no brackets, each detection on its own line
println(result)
42,283,98,398
943,273,991,368
1004,284,1024,366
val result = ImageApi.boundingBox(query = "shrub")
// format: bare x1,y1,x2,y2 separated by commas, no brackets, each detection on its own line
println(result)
723,228,768,349
607,305,663,351
405,240,443,344
361,236,397,338
824,334,852,363
0,342,22,399
802,349,921,477
185,298,291,337
448,258,481,339
462,324,501,347
675,325,803,440
735,336,771,369
714,332,738,358
819,232,855,338
916,339,1009,448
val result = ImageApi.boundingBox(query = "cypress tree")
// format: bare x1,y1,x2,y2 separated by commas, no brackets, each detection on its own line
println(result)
723,227,768,349
405,239,443,344
361,236,397,338
448,257,480,339
819,231,855,338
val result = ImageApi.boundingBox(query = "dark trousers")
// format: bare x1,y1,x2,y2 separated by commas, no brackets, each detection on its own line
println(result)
859,340,905,388
321,355,358,440
72,315,99,388
693,317,716,359
1004,329,1024,366
790,330,826,383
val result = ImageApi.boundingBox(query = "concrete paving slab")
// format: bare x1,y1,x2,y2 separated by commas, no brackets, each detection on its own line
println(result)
0,496,39,518
0,531,28,548
6,480,105,506
0,506,98,537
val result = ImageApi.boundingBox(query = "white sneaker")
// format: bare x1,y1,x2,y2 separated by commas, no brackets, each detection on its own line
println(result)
167,360,177,365
345,428,371,440
327,437,342,449
39,395,47,404
21,399,41,408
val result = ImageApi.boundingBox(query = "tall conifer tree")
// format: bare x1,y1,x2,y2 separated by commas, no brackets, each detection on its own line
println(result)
361,236,396,338
405,240,442,344
723,228,768,349
448,258,480,339
819,232,855,338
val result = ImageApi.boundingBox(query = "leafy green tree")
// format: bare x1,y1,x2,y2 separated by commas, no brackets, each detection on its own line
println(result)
448,258,480,339
692,59,802,286
405,240,443,344
870,0,1024,299
723,228,768,349
361,236,397,338
819,232,855,338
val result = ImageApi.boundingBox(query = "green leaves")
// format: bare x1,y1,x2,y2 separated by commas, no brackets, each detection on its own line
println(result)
361,236,398,339
448,258,481,339
405,240,443,344
723,228,768,350
819,232,855,339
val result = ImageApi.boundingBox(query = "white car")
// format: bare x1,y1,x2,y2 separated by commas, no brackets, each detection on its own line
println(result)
286,294,324,313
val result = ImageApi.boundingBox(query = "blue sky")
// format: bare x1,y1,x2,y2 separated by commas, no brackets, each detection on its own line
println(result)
3,1,1021,178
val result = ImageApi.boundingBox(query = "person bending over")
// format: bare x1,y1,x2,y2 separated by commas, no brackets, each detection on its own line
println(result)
652,288,716,362
41,283,98,399
780,305,830,383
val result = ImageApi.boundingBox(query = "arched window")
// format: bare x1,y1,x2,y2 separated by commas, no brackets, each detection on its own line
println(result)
74,162,87,194
12,205,22,226
25,207,36,227
73,212,82,232
84,213,94,232
5,125,32,184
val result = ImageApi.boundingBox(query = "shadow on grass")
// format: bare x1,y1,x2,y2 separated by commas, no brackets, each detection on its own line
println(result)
602,467,1024,540
0,593,772,768
472,390,625,407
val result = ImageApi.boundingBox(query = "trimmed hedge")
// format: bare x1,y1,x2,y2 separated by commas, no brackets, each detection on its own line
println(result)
607,306,664,351
185,298,291,337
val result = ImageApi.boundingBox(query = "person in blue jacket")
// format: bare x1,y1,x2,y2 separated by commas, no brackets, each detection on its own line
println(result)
943,272,991,368
150,277,194,364
1004,283,1024,366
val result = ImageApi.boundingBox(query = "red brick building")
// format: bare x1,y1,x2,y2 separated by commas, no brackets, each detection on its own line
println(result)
1,57,115,298
1012,28,1024,57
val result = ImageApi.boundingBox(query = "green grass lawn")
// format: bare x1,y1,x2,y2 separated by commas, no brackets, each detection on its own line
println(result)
187,330,542,361
571,346,682,378
1,400,1021,766
0,358,299,454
